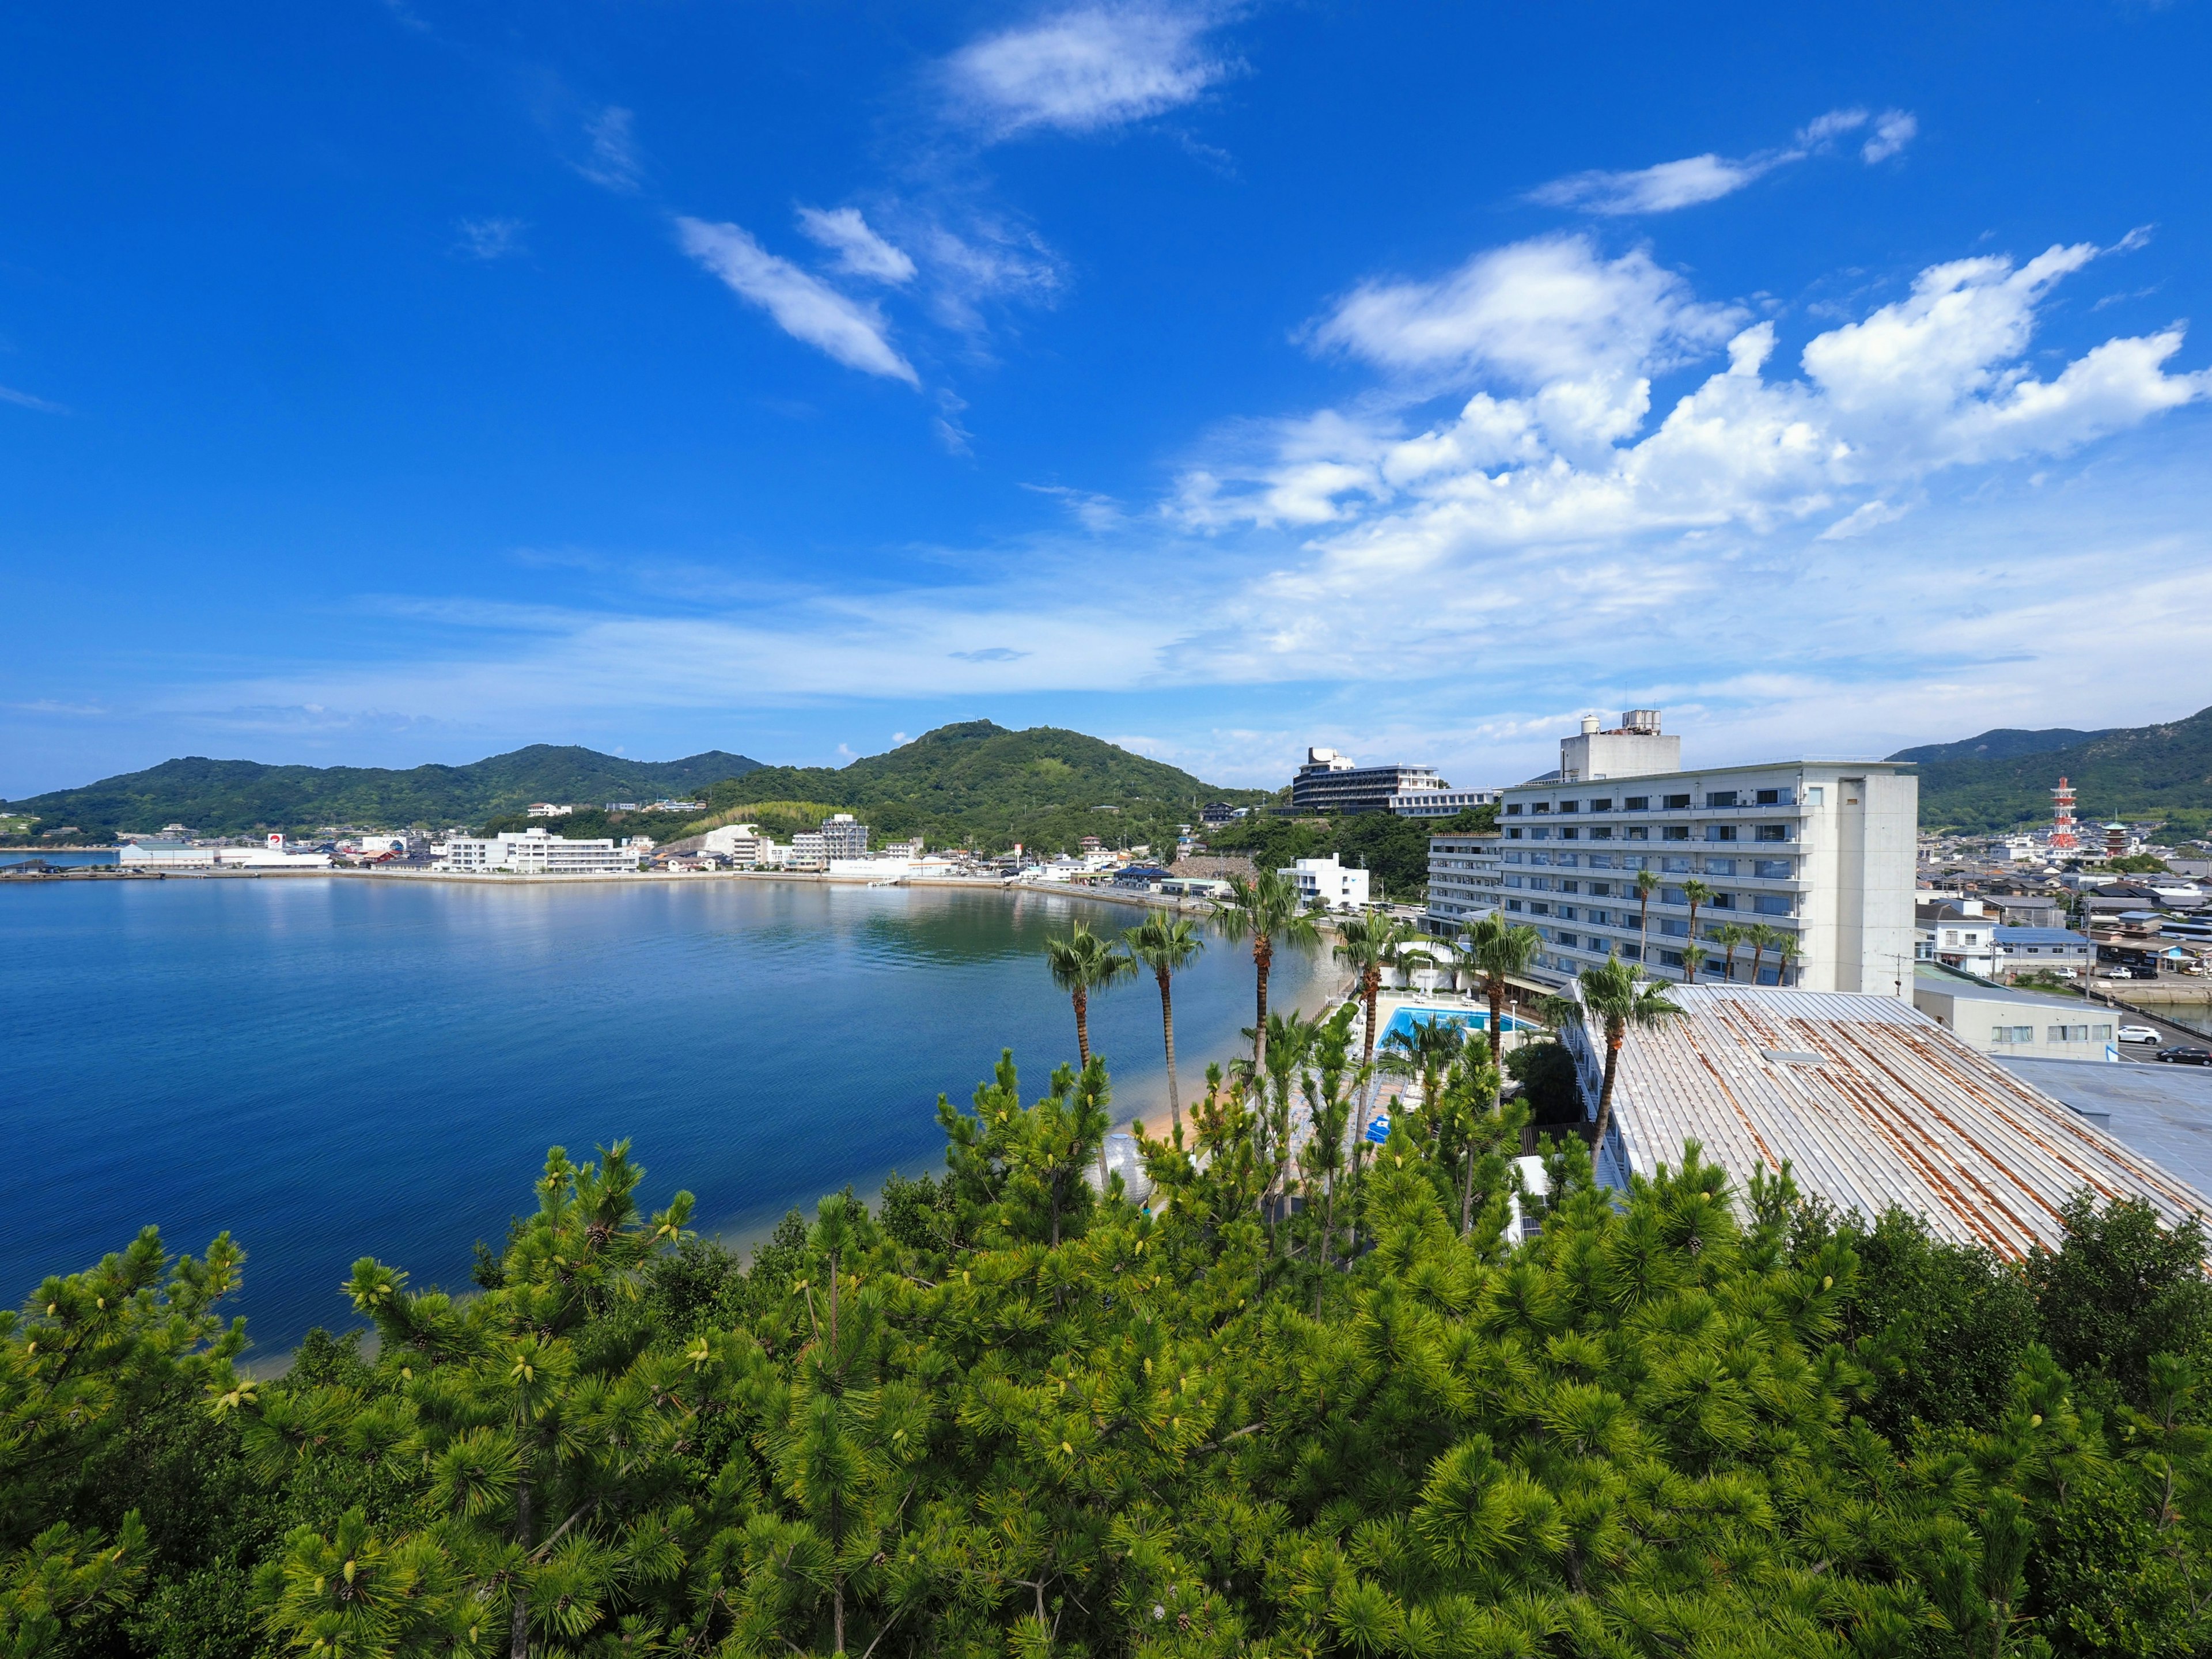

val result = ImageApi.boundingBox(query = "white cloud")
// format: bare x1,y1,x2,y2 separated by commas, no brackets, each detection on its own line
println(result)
0,384,67,414
454,216,527,260
1861,109,1918,164
1529,153,1778,215
1816,498,1911,540
1183,233,2207,552
675,217,920,386
577,106,643,192
796,206,916,284
1529,106,1915,216
946,3,1229,138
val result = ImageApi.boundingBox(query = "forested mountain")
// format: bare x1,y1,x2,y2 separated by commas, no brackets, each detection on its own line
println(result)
1901,704,2212,836
1889,725,2116,764
2,746,762,839
3,723,1267,853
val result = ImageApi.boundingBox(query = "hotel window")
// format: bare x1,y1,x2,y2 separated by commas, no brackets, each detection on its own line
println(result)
1508,828,1523,839
1556,854,1578,866
1660,950,1685,968
1753,896,1793,915
1993,1026,2033,1044
1532,828,1551,840
1530,902,1551,916
1753,858,1792,878
1532,802,1551,813
1804,786,1824,805
1559,907,1577,921
1560,828,1578,840
1626,827,1650,840
1505,876,1524,888
1559,800,1578,812
1661,858,1691,874
1588,855,1615,869
1705,858,1736,876
1755,825,1788,842
2048,1025,2093,1043
1623,796,1650,810
1588,881,1612,896
1590,798,1613,811
1664,826,1691,842
1530,853,1551,866
1561,880,1580,893
1506,899,1524,911
1661,889,1687,908
1706,791,1739,808
1590,826,1612,839
1664,793,1692,809
1755,787,1790,805
1621,942,1642,960
1706,825,1739,842
1505,803,1522,815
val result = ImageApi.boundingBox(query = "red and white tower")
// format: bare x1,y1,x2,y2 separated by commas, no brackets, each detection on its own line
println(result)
2050,776,2080,853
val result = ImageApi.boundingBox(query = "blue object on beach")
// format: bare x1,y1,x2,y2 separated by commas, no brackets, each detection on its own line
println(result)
1379,1006,1533,1048
1365,1114,1392,1144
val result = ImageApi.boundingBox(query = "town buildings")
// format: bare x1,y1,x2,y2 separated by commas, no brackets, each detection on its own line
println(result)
1425,832,1502,931
1916,897,1999,977
1278,854,1370,911
118,835,332,870
820,813,870,861
433,828,643,874
1993,926,2093,979
1497,712,1917,992
1289,748,1446,815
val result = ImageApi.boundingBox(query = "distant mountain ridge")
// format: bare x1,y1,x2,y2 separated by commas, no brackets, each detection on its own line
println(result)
1900,706,2212,835
1888,726,2117,765
3,723,1267,850
6,745,764,837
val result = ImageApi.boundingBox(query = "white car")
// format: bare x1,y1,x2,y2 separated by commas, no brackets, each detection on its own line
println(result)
2118,1025,2161,1044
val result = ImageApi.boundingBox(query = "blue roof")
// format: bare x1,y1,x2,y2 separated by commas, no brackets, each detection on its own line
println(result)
1994,927,2089,945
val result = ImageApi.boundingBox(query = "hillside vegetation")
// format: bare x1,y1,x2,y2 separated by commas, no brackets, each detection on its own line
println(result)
8,1014,2212,1659
2,746,763,840
1900,704,2212,837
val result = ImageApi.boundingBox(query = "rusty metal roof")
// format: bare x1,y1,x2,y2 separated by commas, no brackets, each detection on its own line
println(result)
1596,984,2210,1259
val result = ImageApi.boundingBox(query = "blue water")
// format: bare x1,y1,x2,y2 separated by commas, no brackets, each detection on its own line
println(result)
1,849,117,868
1380,1006,1535,1046
0,878,1328,1357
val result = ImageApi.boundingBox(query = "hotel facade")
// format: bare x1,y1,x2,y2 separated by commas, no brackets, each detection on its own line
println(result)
1490,713,1918,994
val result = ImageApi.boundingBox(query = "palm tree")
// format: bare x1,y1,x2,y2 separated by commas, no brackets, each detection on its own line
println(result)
1680,941,1709,984
1775,933,1802,987
1464,912,1542,1060
1214,868,1321,1074
1747,922,1780,987
1124,914,1205,1142
1044,920,1137,1069
1679,878,1713,982
1634,868,1660,963
1333,912,1410,1083
1564,953,1681,1181
1715,922,1747,983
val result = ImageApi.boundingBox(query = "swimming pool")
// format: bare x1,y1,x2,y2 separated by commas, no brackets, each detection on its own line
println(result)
1379,1006,1536,1046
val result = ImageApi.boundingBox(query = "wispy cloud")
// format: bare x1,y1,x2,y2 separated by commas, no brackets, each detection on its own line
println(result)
944,3,1232,139
1529,106,1918,215
796,206,916,284
675,217,920,385
454,216,527,260
577,105,643,192
0,384,67,414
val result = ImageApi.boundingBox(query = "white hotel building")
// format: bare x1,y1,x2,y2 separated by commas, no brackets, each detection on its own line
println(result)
1490,712,1918,994
1425,832,1503,930
434,827,644,874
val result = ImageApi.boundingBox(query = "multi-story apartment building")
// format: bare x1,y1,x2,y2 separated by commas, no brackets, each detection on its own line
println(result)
1278,855,1370,911
1425,832,1503,931
789,831,829,870
1497,713,1917,993
1388,787,1503,818
1290,748,1445,815
820,813,870,861
434,828,644,874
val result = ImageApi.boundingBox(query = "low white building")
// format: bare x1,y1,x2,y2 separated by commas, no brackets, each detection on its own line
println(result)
1426,831,1502,932
1281,855,1370,911
1916,897,2001,977
433,828,643,874
527,803,574,818
119,838,331,870
1912,966,2117,1061
1388,787,1502,818
789,831,829,871
1994,926,2093,979
702,822,765,861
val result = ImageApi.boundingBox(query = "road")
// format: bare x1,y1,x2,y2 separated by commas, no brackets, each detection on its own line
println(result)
2085,982,2212,1063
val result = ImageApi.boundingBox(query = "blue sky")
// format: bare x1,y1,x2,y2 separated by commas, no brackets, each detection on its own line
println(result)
3,1,2209,797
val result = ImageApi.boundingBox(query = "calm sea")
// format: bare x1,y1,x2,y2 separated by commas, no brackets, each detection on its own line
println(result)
0,877,1330,1358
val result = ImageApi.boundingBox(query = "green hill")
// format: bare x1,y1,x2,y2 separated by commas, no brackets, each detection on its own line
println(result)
2,745,763,839
1889,725,2115,765
1899,706,2212,836
704,721,1270,853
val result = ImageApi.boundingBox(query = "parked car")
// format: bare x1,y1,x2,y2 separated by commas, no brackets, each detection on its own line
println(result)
2118,1024,2162,1044
2155,1047,2212,1066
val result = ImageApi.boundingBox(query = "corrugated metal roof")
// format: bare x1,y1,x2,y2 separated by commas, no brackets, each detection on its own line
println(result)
1597,984,2210,1258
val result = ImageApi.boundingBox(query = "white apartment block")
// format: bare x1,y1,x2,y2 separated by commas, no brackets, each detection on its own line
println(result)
1280,855,1370,911
1425,832,1502,930
820,813,870,861
789,831,829,871
1497,712,1917,994
434,828,643,874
